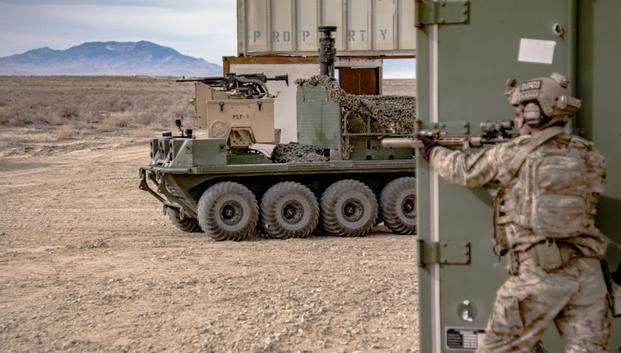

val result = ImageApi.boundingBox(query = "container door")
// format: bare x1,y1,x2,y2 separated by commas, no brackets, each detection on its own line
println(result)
338,67,381,95
577,2,621,350
413,1,619,352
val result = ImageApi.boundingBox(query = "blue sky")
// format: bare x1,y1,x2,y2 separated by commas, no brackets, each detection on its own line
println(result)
0,0,415,78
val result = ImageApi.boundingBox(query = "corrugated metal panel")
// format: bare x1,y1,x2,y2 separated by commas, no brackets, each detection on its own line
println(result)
238,0,416,56
397,0,416,49
321,0,344,50
297,0,319,51
244,0,269,52
271,0,294,52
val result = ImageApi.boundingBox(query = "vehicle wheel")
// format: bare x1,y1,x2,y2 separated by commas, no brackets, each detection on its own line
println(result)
261,182,319,239
380,177,416,235
320,179,378,237
167,207,202,233
197,182,259,241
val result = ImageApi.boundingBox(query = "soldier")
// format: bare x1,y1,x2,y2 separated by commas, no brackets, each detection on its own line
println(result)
418,73,610,352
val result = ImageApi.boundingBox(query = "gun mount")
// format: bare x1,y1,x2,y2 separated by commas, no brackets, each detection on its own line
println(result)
318,26,337,79
178,73,289,149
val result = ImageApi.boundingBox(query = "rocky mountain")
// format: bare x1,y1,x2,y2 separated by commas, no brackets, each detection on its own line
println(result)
0,41,222,76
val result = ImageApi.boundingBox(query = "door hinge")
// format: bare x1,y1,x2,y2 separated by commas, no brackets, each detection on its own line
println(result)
417,239,471,266
415,0,470,28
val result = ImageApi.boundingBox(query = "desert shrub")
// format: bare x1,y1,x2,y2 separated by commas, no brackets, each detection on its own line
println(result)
107,97,133,112
43,113,64,126
135,126,160,138
100,111,135,131
56,124,76,139
82,110,103,124
0,76,196,129
2,108,29,126
147,120,163,130
61,106,79,119
135,111,159,126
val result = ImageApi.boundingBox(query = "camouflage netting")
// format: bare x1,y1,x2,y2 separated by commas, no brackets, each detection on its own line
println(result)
273,76,416,163
295,75,417,134
272,142,328,163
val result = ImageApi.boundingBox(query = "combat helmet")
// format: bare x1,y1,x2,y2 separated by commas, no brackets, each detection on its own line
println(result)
505,73,582,127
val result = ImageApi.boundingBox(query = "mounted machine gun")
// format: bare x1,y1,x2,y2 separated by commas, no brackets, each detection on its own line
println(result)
178,73,288,149
178,73,289,99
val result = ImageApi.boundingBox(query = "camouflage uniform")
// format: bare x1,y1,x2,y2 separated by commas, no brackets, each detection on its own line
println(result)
429,129,610,353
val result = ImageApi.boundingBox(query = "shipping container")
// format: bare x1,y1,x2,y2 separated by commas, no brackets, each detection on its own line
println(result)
237,0,416,57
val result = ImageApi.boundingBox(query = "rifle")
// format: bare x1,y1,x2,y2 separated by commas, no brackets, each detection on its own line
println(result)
177,73,289,99
602,260,621,317
382,120,516,149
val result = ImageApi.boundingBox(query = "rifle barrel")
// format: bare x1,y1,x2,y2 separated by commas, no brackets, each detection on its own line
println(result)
381,138,422,149
381,136,486,149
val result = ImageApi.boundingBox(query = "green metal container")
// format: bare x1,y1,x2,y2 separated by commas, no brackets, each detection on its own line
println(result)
415,0,621,351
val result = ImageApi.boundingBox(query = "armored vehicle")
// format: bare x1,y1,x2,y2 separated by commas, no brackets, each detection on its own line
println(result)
139,27,417,241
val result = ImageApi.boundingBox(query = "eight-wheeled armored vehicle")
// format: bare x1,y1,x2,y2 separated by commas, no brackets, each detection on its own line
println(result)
139,27,417,241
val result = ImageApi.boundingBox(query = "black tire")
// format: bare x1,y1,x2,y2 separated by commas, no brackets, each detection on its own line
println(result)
197,182,259,241
260,182,319,239
380,177,416,235
320,179,378,237
167,207,202,233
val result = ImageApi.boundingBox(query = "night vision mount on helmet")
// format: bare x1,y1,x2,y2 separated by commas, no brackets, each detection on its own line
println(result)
505,72,582,127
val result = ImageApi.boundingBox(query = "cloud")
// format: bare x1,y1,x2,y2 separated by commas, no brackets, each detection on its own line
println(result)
0,1,237,63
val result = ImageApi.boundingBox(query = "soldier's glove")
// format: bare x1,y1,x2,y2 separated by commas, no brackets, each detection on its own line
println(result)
416,133,437,162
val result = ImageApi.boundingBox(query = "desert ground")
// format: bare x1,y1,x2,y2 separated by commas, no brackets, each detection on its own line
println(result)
0,76,419,352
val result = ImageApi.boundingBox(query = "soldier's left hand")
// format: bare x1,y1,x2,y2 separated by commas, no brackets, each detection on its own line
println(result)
416,133,437,161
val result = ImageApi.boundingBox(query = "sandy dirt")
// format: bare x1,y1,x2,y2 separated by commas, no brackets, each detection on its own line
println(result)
0,126,419,352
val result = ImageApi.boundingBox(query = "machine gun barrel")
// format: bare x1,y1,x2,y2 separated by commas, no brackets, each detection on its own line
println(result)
265,74,289,86
176,73,289,86
234,73,289,86
176,76,226,83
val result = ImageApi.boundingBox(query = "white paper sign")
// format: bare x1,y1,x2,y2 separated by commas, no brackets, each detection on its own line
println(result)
518,38,556,64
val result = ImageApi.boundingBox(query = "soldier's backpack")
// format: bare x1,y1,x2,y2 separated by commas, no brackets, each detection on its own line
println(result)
507,127,593,238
